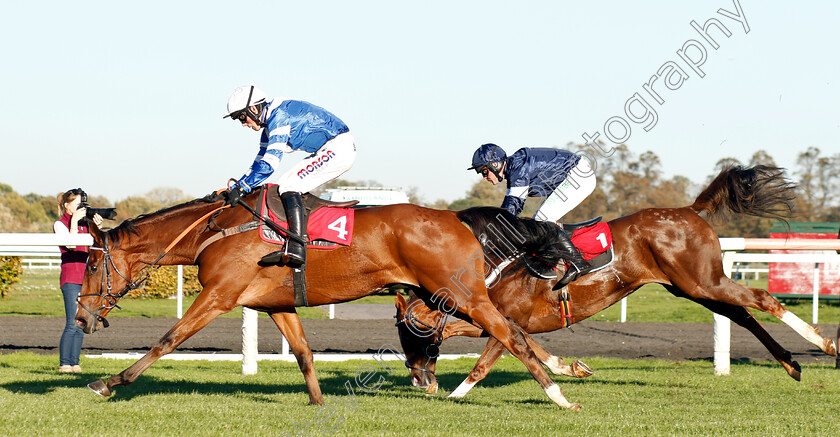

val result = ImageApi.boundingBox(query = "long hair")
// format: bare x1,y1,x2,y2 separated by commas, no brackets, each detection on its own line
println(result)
690,165,797,225
456,207,564,275
56,189,81,217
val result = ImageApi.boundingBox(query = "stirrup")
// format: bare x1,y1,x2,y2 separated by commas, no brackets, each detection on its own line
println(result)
259,250,304,267
554,263,592,290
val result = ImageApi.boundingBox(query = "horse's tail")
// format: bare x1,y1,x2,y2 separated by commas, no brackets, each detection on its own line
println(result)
689,165,796,224
456,207,564,274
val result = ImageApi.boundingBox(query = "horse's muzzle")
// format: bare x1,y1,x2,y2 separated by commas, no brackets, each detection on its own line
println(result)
76,313,108,334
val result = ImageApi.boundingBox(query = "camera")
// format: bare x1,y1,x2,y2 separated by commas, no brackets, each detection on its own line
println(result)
76,190,117,220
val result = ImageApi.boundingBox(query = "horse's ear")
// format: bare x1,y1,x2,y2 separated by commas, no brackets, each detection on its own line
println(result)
88,222,104,244
395,293,407,314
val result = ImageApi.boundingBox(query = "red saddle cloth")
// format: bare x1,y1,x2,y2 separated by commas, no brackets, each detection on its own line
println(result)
571,222,612,261
260,201,355,248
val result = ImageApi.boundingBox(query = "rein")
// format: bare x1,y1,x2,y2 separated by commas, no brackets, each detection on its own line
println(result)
77,204,230,327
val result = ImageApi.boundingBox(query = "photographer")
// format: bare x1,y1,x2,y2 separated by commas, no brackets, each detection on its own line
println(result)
52,188,106,374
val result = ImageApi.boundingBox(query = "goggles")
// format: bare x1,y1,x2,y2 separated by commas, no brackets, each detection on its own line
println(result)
228,110,249,123
475,166,490,177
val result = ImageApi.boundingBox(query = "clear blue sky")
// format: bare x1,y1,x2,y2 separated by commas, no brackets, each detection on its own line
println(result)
1,1,837,204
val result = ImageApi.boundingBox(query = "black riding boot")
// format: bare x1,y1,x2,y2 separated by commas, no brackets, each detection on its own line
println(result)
277,191,307,268
260,192,308,267
555,229,591,289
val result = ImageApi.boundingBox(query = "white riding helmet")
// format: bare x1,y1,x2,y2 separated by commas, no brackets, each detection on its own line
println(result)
223,85,268,122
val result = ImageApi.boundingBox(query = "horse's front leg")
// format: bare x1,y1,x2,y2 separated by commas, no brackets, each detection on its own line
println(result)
465,302,581,411
448,337,506,398
523,333,593,378
268,311,323,405
448,329,594,399
87,291,233,397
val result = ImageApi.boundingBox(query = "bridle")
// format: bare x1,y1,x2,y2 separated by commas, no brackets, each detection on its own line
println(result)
76,203,231,329
76,232,164,328
395,309,447,376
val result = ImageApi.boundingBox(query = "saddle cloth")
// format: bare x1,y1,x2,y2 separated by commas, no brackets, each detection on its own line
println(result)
570,222,612,261
259,189,356,249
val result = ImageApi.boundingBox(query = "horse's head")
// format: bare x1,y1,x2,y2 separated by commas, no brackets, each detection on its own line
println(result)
75,223,141,334
394,293,445,394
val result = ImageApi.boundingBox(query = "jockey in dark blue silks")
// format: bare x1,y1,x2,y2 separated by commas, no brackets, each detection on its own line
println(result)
468,143,597,287
224,85,357,268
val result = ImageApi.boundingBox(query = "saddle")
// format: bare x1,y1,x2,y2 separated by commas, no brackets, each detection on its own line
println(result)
262,185,359,223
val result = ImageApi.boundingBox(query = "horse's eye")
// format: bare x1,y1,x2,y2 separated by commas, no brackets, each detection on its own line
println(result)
90,265,98,273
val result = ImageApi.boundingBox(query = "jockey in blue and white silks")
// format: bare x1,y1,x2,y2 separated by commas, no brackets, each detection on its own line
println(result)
225,85,357,195
468,143,596,287
224,85,357,268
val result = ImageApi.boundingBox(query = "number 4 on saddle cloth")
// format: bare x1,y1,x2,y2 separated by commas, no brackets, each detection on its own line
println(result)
259,185,356,253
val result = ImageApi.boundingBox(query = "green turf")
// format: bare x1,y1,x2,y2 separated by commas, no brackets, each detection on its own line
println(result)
0,352,838,436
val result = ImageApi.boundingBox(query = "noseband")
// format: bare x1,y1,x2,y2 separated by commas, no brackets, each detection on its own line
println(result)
76,233,163,328
396,310,447,376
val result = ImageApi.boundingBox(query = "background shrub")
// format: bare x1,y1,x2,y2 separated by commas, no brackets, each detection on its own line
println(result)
127,265,202,299
0,256,24,298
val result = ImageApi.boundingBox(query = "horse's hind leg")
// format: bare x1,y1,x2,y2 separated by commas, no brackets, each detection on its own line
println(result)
666,276,837,357
665,285,803,380
268,311,324,405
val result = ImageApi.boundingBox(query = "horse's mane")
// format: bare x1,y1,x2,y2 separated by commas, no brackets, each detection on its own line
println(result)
107,191,225,248
456,207,564,276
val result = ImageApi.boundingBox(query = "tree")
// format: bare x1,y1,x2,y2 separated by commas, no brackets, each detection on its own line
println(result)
144,187,191,206
748,150,777,168
794,147,839,221
448,180,506,211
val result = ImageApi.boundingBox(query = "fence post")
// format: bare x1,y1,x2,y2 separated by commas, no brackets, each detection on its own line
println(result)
812,263,819,324
242,307,258,375
176,265,183,319
714,251,736,376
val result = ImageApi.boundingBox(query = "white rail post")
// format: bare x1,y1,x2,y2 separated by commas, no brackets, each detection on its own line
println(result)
176,265,184,319
620,297,627,323
242,307,258,375
812,263,820,324
714,251,736,376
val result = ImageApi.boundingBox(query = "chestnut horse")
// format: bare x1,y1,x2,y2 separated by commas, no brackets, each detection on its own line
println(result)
394,165,838,399
75,190,590,409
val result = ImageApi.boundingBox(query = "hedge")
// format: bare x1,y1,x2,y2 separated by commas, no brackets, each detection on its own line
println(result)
0,256,24,298
126,265,202,299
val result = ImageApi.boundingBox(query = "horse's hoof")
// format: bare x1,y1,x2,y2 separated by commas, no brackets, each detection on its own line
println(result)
569,403,582,412
783,361,802,381
572,360,594,378
87,379,112,397
425,381,439,394
823,338,837,356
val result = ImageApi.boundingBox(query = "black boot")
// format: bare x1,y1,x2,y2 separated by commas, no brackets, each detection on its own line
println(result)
265,191,307,268
555,229,591,289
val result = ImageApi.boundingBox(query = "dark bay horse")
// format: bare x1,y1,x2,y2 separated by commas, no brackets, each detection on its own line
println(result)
75,190,589,409
395,165,838,399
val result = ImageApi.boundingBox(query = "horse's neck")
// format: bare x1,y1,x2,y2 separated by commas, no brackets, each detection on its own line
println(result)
117,201,223,265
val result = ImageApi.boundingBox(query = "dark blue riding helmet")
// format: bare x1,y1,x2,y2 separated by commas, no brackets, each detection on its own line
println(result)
468,143,507,181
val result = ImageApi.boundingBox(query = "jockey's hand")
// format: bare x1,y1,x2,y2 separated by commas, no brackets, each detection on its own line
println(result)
225,186,246,207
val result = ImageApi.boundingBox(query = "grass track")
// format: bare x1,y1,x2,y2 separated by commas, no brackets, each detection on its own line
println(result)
1,352,838,436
